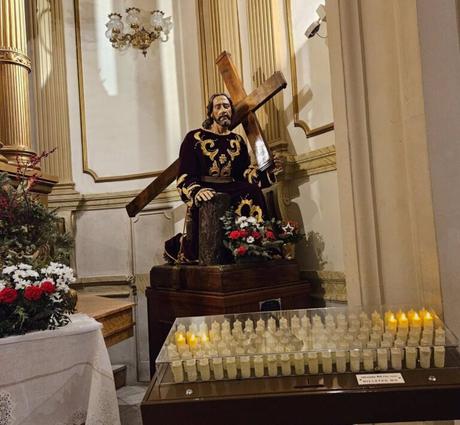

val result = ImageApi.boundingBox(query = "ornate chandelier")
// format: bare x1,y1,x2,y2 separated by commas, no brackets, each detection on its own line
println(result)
105,8,173,57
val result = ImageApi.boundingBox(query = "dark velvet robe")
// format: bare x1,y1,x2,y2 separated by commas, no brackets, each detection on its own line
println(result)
165,128,276,262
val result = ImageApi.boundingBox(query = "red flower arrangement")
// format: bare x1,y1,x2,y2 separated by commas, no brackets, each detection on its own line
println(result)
221,209,304,261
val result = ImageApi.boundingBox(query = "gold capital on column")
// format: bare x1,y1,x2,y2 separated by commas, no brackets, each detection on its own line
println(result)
0,0,37,165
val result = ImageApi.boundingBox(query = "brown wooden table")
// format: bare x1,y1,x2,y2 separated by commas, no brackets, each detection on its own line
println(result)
141,348,460,425
76,294,135,347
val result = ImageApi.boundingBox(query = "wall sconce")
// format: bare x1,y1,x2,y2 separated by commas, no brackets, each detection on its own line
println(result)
105,7,173,57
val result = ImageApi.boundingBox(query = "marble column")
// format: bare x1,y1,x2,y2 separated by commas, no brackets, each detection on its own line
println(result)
0,0,37,165
327,0,442,308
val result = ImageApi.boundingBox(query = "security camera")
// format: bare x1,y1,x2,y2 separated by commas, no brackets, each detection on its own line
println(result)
305,4,327,39
305,20,321,39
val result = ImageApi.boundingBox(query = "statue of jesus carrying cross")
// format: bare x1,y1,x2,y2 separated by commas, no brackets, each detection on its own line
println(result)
164,92,284,263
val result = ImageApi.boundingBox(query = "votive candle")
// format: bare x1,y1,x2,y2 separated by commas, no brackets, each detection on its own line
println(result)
294,352,304,375
419,347,431,369
198,358,211,381
240,355,251,378
212,357,224,380
307,352,319,374
321,351,333,374
350,350,361,372
336,350,347,373
405,347,417,369
171,360,184,383
434,346,445,368
185,359,197,382
267,354,278,377
226,356,237,379
390,348,402,370
377,348,388,371
363,349,374,372
254,355,264,377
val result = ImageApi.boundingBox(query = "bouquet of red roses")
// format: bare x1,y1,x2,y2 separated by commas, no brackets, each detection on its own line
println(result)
221,209,284,260
0,262,75,337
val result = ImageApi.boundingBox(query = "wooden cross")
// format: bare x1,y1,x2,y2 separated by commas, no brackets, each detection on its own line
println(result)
126,51,287,217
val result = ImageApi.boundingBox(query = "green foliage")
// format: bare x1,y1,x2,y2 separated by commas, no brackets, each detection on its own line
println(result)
0,171,72,269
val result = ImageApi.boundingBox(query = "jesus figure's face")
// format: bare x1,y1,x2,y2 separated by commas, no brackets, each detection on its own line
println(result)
211,95,232,128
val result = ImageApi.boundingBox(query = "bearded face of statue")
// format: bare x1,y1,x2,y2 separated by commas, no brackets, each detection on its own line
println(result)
211,95,232,129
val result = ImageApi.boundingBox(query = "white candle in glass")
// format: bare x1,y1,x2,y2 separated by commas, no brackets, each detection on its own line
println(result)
405,347,417,369
239,355,251,378
222,320,231,333
185,359,197,382
434,346,445,368
212,357,224,380
435,328,445,342
171,360,184,383
301,315,311,328
267,317,276,333
335,350,347,373
279,317,288,330
377,348,388,371
419,347,431,369
244,318,254,333
390,348,402,370
199,322,208,336
267,354,278,377
181,351,193,361
350,350,361,372
294,352,304,375
307,352,319,374
254,355,264,377
280,353,292,376
321,351,333,374
226,356,237,379
198,358,211,381
363,349,374,372
291,315,300,329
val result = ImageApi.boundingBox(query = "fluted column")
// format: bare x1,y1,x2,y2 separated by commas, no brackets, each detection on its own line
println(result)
27,0,76,193
0,0,36,165
247,0,283,144
197,0,243,105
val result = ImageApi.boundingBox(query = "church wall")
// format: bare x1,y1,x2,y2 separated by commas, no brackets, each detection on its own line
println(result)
272,0,345,292
57,0,204,382
417,0,460,339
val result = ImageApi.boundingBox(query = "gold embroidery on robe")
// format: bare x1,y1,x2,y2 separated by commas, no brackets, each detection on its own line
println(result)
181,183,201,206
176,173,188,186
219,154,228,164
227,137,241,161
235,198,264,222
209,160,220,176
221,161,232,177
195,131,218,161
243,166,258,184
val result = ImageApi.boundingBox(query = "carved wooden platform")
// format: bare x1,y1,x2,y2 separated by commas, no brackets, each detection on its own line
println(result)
147,260,312,374
76,294,135,347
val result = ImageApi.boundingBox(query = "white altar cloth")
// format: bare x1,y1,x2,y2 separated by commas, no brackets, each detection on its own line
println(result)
0,314,120,425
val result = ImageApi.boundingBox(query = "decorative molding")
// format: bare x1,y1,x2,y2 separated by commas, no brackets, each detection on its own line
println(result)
0,48,31,71
285,0,334,139
48,188,180,211
73,0,164,183
300,270,347,303
281,145,336,181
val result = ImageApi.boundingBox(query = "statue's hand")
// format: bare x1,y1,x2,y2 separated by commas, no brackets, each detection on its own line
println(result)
195,188,216,203
273,152,285,175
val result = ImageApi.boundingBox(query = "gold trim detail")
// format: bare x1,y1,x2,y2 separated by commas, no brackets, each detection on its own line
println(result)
285,0,334,139
226,138,241,161
73,0,163,182
0,48,31,71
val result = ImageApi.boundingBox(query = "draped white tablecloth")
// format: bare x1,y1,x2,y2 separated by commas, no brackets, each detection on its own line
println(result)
0,314,121,425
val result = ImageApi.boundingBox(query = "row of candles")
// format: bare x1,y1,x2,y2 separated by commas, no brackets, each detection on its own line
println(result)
164,309,449,383
169,345,446,383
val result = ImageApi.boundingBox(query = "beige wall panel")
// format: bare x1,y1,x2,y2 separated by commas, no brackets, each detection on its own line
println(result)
75,208,131,277
63,0,202,193
132,209,174,381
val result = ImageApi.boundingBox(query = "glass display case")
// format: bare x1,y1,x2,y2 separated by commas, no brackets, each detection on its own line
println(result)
155,305,458,384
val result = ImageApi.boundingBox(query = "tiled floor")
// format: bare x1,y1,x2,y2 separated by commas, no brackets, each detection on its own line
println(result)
117,384,149,425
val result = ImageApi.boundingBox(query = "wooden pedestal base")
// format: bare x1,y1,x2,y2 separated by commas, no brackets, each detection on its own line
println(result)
147,260,312,375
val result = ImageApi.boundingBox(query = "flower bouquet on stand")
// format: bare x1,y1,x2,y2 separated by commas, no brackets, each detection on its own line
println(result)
221,209,305,262
0,150,75,337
